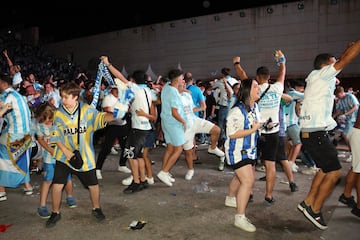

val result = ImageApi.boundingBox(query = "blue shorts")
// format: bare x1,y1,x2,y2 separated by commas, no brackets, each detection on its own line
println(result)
286,124,301,145
344,121,355,136
43,162,72,182
144,130,156,148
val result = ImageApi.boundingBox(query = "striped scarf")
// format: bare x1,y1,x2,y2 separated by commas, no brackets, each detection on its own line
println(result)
90,62,115,108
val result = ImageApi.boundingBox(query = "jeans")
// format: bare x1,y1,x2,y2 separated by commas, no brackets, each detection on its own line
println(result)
217,105,229,147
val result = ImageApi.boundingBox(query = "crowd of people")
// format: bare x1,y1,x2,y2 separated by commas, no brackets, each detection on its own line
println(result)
0,38,360,233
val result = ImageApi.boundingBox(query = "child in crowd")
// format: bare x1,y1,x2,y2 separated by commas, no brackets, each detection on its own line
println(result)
46,81,118,227
34,103,76,218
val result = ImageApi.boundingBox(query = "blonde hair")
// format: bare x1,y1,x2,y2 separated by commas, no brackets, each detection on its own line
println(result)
35,103,56,123
334,86,344,95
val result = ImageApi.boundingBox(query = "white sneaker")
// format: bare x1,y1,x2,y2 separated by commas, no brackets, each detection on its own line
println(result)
24,187,33,195
96,169,103,179
255,165,266,172
225,196,236,208
0,192,7,202
122,175,134,186
185,169,194,181
168,172,175,183
295,163,299,170
146,177,155,185
234,214,256,232
301,166,318,175
290,162,299,173
208,146,225,157
218,156,225,171
157,171,173,186
345,155,352,163
110,147,118,155
118,166,131,173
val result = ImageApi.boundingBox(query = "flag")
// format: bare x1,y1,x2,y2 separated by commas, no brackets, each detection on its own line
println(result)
0,134,32,188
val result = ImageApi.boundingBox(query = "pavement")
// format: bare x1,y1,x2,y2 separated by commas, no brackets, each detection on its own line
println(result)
0,143,358,240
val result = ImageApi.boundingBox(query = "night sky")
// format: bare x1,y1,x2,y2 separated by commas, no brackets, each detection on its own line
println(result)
2,1,298,42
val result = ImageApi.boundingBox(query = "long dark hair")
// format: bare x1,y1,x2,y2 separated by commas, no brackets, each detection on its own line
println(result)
234,78,253,112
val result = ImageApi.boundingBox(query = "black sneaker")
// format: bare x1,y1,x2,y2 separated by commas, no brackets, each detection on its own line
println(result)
45,212,61,228
289,182,299,192
140,180,149,189
123,181,141,194
303,206,328,230
338,194,357,208
248,194,254,203
351,207,360,217
92,208,105,221
297,201,309,212
259,176,266,181
263,197,275,206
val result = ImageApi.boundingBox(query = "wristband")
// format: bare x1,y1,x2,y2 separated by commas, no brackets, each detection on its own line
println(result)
275,56,286,66
106,63,112,67
233,62,240,66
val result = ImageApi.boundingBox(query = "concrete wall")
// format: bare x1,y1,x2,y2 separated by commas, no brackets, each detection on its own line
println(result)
43,0,360,80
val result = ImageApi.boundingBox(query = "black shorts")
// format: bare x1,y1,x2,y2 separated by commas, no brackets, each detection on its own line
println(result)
258,132,280,161
124,129,150,159
232,158,256,170
300,131,341,173
52,161,98,187
275,136,287,161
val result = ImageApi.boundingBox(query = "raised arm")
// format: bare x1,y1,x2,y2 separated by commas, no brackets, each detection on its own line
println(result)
3,49,14,68
223,77,234,100
232,56,248,80
100,56,129,84
334,39,360,71
274,50,286,85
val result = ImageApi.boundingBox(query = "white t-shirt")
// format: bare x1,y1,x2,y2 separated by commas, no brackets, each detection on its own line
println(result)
258,82,284,134
181,91,196,128
128,82,152,130
299,63,340,131
102,92,126,126
225,75,238,87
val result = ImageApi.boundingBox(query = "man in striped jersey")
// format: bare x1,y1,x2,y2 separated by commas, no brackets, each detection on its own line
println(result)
0,73,33,202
